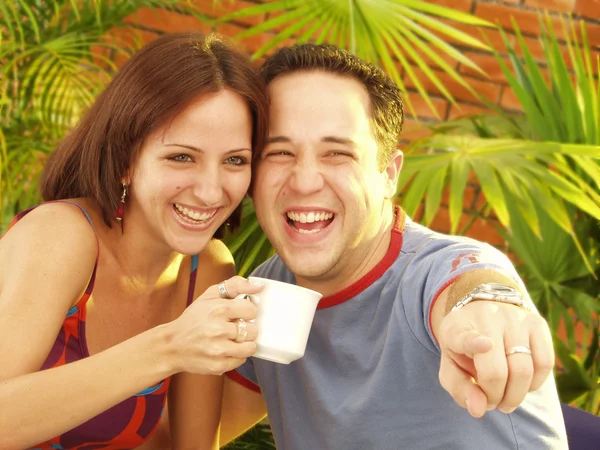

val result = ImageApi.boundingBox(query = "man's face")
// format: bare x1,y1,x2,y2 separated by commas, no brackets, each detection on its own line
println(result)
253,71,401,292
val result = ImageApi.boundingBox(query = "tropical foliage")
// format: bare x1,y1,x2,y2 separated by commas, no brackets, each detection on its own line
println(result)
403,15,600,413
0,0,211,229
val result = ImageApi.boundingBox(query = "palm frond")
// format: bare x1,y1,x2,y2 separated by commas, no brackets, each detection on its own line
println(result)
218,0,495,118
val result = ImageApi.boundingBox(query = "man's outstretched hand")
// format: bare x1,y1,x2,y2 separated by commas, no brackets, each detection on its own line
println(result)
436,302,554,418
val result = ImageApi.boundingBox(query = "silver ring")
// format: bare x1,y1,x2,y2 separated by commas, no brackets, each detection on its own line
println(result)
506,345,532,356
235,319,248,343
218,281,231,299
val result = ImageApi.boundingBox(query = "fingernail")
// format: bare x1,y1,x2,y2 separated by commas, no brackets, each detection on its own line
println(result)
464,398,469,411
486,405,496,411
249,278,264,286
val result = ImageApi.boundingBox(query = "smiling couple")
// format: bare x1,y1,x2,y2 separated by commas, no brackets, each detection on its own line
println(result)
0,33,567,450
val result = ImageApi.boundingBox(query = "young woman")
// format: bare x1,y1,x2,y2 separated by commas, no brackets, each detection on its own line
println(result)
0,33,268,449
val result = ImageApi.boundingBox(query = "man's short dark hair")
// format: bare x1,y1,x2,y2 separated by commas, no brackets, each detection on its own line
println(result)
261,44,404,169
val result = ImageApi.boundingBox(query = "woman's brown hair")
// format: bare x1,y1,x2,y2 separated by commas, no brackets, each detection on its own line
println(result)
40,32,268,237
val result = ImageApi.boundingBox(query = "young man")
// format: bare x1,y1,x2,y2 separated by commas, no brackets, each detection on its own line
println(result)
221,44,568,449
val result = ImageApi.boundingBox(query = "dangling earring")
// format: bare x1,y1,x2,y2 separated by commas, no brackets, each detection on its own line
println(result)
116,183,127,221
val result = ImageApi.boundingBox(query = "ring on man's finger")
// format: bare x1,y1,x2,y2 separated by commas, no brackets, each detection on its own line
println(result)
506,345,532,356
234,319,248,343
218,281,232,299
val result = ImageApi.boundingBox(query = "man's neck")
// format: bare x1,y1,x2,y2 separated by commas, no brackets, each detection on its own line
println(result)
296,204,397,297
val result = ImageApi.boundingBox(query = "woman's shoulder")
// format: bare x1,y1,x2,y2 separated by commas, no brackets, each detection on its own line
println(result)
198,239,234,267
2,199,98,257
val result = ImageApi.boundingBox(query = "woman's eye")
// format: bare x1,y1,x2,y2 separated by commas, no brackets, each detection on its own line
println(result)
170,154,193,163
225,155,249,166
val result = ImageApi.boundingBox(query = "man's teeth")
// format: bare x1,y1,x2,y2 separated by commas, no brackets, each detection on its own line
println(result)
286,211,333,223
297,228,321,234
174,203,216,221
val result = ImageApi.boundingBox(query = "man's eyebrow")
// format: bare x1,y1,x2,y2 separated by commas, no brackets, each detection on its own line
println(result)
266,136,356,146
322,136,357,146
266,136,292,145
165,144,251,154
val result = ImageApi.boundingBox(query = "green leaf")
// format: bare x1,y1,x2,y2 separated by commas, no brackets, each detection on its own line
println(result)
448,157,470,234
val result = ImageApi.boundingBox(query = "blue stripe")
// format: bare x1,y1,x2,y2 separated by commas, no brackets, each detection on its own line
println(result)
135,380,164,396
65,306,79,318
51,444,64,449
191,254,199,272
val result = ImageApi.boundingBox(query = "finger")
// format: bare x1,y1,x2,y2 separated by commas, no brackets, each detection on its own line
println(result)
442,327,493,357
439,353,488,418
205,276,265,299
225,320,259,342
529,316,555,391
225,296,258,321
472,333,508,410
220,340,257,359
497,335,534,414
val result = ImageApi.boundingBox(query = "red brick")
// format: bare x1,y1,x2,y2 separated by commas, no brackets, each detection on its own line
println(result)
127,8,211,34
437,18,554,62
573,21,600,50
440,184,480,210
525,0,576,13
404,44,459,72
404,66,501,103
403,92,449,120
475,3,563,37
561,47,600,74
215,22,274,55
574,0,600,20
448,102,494,119
422,0,474,12
429,206,506,246
400,118,433,142
460,52,510,84
499,86,523,110
194,0,266,27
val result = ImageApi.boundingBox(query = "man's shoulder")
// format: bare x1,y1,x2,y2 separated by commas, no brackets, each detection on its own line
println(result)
401,218,493,256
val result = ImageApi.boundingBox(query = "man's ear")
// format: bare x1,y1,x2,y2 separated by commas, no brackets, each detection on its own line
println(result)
384,150,403,199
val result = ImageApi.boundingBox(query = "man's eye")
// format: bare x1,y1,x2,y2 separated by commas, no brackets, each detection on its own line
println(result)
169,154,193,163
327,151,351,157
265,150,293,157
225,156,249,166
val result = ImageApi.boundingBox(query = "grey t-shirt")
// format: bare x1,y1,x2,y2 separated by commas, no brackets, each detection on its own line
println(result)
234,214,567,450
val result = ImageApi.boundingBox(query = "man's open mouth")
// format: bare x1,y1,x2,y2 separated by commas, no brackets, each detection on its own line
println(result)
285,210,335,234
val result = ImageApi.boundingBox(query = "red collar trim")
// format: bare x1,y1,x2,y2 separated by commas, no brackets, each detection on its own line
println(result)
316,206,406,309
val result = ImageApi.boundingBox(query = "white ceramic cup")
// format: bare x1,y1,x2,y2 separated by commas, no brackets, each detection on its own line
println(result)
248,277,322,364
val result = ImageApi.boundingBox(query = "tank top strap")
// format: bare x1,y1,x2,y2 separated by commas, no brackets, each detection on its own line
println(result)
50,201,99,304
186,254,199,307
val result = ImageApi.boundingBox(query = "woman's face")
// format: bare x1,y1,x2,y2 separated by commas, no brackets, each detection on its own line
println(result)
127,89,253,255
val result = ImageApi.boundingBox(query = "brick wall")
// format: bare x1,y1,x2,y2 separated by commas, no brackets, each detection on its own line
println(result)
126,0,599,244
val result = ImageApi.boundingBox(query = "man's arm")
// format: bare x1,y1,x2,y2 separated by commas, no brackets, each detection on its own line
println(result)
431,268,554,419
220,375,267,446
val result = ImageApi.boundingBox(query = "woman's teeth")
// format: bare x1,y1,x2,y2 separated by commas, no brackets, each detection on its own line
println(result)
174,203,216,222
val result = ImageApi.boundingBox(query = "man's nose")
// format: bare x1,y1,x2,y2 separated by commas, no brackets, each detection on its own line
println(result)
287,157,325,195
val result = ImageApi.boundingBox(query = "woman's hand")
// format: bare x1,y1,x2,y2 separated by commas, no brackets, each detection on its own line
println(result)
167,276,263,375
